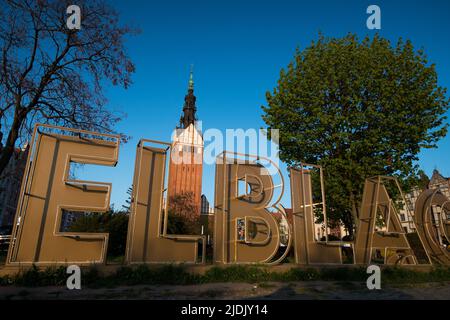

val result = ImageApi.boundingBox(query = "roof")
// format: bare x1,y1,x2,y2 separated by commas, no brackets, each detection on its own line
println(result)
429,169,450,186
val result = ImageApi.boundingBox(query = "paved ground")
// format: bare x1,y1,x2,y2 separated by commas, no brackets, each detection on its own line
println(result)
1,281,449,300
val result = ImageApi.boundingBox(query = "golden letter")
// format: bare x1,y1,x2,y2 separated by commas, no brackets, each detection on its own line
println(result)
290,165,344,264
7,124,119,266
414,189,450,265
213,152,289,264
125,140,205,263
354,176,418,265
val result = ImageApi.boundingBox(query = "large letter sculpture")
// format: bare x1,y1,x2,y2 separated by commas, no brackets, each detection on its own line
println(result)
213,152,289,264
6,124,448,267
354,176,418,265
290,165,344,264
125,140,205,263
7,125,119,266
414,189,450,264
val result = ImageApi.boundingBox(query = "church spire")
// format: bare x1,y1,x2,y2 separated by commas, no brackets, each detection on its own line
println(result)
188,64,194,90
179,66,197,129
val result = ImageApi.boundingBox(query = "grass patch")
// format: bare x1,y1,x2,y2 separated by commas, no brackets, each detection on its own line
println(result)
6,265,67,287
382,266,450,284
1,265,450,288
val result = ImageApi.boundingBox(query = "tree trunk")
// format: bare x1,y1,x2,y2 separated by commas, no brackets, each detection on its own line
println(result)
349,193,361,236
342,212,354,238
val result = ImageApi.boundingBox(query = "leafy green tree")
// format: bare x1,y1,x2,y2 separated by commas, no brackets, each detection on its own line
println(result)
262,33,449,235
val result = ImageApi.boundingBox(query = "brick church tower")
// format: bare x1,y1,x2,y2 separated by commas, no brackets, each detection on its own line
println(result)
167,68,203,215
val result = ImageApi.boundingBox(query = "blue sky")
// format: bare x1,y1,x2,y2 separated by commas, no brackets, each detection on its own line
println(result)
78,0,450,209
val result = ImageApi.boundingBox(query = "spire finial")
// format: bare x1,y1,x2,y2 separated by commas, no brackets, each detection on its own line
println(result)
188,64,194,90
178,64,197,129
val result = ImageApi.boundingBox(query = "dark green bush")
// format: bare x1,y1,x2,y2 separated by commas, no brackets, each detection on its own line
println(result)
13,265,66,287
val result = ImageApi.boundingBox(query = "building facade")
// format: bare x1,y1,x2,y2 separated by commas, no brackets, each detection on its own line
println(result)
398,169,450,233
398,187,421,233
428,169,450,198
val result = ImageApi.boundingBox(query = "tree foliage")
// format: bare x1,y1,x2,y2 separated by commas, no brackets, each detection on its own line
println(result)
68,210,129,257
167,191,201,235
0,0,137,178
168,192,198,223
166,213,200,235
121,186,133,213
262,33,449,234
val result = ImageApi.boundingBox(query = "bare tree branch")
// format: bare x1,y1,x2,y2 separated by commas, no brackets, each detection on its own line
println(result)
0,0,137,177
